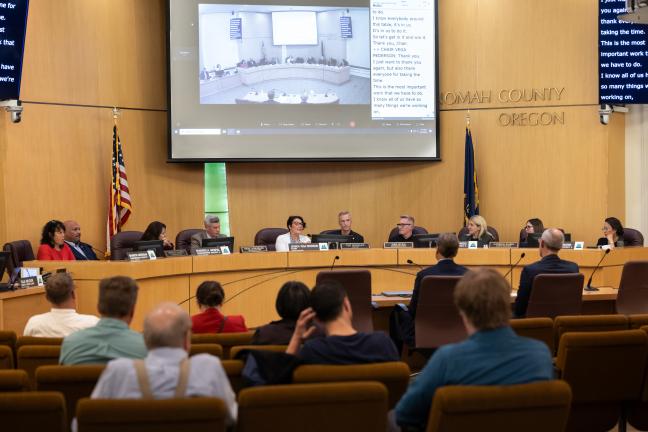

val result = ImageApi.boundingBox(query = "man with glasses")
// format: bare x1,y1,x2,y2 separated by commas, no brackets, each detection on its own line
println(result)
389,215,416,242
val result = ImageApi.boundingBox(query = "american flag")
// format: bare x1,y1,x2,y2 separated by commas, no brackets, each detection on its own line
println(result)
107,125,132,249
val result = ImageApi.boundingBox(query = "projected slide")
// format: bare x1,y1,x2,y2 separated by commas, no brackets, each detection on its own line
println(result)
198,5,370,105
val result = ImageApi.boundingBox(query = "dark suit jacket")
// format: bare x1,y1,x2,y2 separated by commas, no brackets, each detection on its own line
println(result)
409,259,468,318
514,254,579,318
65,241,98,260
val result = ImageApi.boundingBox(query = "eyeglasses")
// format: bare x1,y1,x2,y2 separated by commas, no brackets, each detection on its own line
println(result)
525,225,533,229
292,221,304,226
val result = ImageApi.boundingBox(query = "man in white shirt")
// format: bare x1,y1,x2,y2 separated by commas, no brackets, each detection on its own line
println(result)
23,272,99,337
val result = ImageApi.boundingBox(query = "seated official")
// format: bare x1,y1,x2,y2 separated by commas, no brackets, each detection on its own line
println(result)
37,219,76,261
394,269,553,431
86,303,237,425
514,228,579,318
191,281,247,334
460,215,494,244
324,211,365,243
64,220,98,260
597,216,626,248
252,281,312,345
60,276,146,365
388,215,416,242
190,214,226,253
390,233,468,351
275,215,311,252
286,280,399,365
140,221,174,250
519,217,544,245
23,273,99,337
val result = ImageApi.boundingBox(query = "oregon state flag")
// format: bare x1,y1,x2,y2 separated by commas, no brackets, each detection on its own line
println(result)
463,127,479,223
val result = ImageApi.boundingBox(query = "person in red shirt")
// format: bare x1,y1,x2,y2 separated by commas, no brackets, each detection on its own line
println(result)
191,281,247,333
37,220,76,261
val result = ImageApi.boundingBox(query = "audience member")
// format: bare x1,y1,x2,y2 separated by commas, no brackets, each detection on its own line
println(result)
252,281,311,345
597,216,625,248
190,214,226,253
60,276,146,365
394,269,553,431
326,211,365,243
287,280,399,364
389,215,416,242
64,220,99,260
23,273,99,337
460,215,494,244
275,215,311,252
37,219,76,260
191,281,247,333
141,221,174,250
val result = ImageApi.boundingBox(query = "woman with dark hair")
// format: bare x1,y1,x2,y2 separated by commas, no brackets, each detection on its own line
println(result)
37,220,76,260
519,218,544,244
597,217,625,248
140,221,174,249
252,281,311,345
191,281,247,334
274,215,311,252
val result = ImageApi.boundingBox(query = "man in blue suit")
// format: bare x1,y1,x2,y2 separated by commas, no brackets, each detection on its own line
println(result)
390,233,468,350
514,228,579,318
64,220,98,260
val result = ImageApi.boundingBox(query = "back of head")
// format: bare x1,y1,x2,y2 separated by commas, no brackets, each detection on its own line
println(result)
196,281,224,307
143,302,191,349
605,217,624,236
98,276,139,319
310,280,347,323
541,228,564,252
454,268,511,330
436,233,459,258
276,281,310,321
45,273,75,306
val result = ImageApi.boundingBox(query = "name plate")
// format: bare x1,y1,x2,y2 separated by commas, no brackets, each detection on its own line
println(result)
562,242,574,249
240,245,268,253
340,242,370,249
468,241,479,249
574,241,585,250
490,242,519,249
20,275,44,288
164,249,188,257
459,241,468,248
194,247,223,256
127,250,156,261
383,242,414,249
289,243,322,251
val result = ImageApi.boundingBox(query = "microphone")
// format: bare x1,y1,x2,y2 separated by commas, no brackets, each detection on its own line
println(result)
330,255,340,271
406,259,423,270
503,252,526,279
586,248,611,291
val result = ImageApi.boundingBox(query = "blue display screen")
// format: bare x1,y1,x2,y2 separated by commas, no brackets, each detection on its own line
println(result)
0,0,29,100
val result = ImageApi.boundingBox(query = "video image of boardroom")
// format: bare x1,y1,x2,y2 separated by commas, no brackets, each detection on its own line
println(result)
198,5,370,105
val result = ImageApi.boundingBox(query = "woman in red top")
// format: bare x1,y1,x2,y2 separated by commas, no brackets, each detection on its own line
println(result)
191,280,247,333
37,220,76,261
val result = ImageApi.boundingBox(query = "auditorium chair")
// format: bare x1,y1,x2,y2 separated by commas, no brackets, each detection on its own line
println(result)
0,346,14,369
316,270,374,333
388,226,428,241
0,330,16,365
229,344,287,360
292,361,410,409
237,381,388,432
555,330,648,432
525,273,584,319
623,228,645,247
109,230,143,261
414,276,466,349
457,225,499,242
0,391,67,432
510,317,555,353
2,239,35,275
188,343,223,358
553,315,629,354
253,228,289,251
628,325,648,430
76,397,228,432
426,381,572,432
221,359,245,395
175,228,203,253
616,261,648,314
629,314,648,329
36,364,105,425
17,345,61,390
0,369,29,391
16,336,63,350
191,331,255,359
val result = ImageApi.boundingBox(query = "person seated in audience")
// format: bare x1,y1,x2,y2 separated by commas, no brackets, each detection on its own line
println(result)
326,210,365,243
60,276,146,365
63,220,98,260
275,215,311,252
393,269,553,431
460,215,494,244
597,216,625,248
140,221,174,250
23,272,99,337
37,219,76,260
252,281,311,345
519,217,544,244
86,303,237,424
388,215,416,242
286,280,399,364
390,233,468,351
190,214,226,254
191,281,247,334
514,228,579,318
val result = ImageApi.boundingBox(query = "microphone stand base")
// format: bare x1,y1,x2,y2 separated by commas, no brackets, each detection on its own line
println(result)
584,286,599,292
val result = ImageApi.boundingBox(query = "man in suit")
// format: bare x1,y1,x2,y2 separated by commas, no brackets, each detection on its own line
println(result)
64,220,98,260
190,215,226,254
390,233,468,350
514,228,579,317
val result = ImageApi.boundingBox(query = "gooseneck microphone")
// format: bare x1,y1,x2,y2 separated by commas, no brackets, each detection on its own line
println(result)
503,252,526,279
330,255,340,271
406,259,423,270
586,248,611,292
